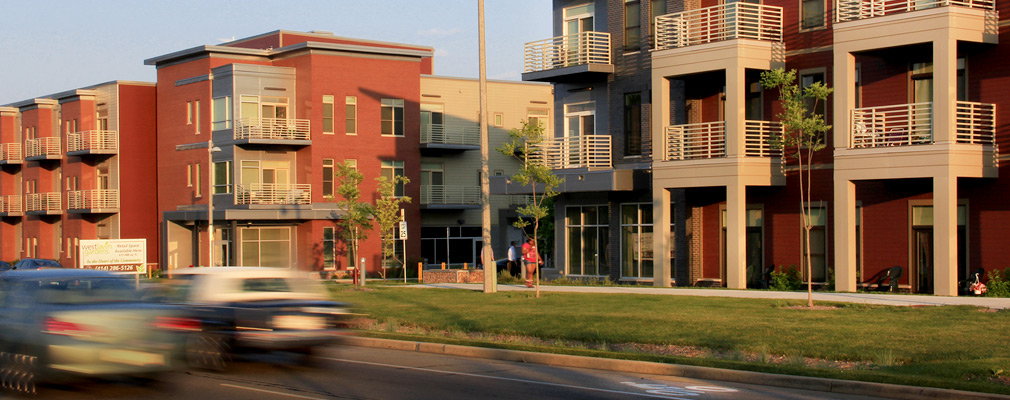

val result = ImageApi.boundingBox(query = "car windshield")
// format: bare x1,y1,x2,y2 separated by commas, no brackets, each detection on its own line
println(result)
26,277,141,304
241,277,292,292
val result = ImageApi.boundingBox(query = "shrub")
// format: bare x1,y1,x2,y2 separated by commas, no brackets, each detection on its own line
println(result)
770,265,802,291
984,269,1010,298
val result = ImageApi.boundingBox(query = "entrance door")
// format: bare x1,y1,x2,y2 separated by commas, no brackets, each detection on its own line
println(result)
911,204,967,294
563,3,594,66
721,208,764,288
913,228,933,293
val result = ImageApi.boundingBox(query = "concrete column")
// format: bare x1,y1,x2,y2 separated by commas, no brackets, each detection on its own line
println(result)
653,187,671,287
652,75,671,163
832,49,856,150
833,178,857,292
724,64,746,158
933,174,958,296
932,35,956,144
725,182,746,289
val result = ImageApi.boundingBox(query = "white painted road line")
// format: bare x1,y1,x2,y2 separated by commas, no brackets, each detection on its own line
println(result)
324,356,737,399
220,383,327,400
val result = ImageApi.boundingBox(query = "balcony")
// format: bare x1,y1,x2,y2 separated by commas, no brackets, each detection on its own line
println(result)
235,183,311,206
67,130,117,156
25,137,61,161
420,123,480,152
67,189,119,214
533,135,612,170
233,118,311,146
849,101,995,148
25,192,61,215
664,121,781,160
0,143,22,165
834,0,995,23
0,195,22,217
420,185,481,209
522,31,613,82
655,3,783,50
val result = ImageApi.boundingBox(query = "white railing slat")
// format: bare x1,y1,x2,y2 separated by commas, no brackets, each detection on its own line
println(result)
834,0,995,23
524,31,611,73
655,3,782,50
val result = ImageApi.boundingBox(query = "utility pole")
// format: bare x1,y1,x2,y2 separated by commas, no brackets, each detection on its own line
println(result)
207,135,214,268
479,0,496,293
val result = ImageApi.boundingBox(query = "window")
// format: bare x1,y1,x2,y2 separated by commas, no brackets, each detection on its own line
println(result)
239,227,291,267
214,161,231,194
344,159,357,170
567,205,609,276
194,100,200,134
421,104,444,140
800,71,826,116
381,98,404,136
801,0,825,30
212,96,231,130
803,206,828,283
720,207,765,288
649,0,667,47
322,95,334,134
624,0,641,51
527,109,549,131
187,164,193,187
187,101,193,125
346,96,357,134
621,203,653,279
420,162,444,186
624,93,642,156
323,159,334,198
493,113,504,127
195,162,202,197
323,227,336,269
909,59,966,103
381,160,405,197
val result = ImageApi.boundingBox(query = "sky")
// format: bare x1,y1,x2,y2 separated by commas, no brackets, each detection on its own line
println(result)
0,0,552,105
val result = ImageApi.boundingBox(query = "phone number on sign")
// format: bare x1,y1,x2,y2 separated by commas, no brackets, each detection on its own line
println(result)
84,265,141,272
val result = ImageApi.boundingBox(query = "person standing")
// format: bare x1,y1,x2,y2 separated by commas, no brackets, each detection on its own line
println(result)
507,241,519,277
521,237,541,288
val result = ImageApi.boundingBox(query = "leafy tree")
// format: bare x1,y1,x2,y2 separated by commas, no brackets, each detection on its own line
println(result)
334,162,375,287
760,68,832,308
498,120,563,297
374,175,411,279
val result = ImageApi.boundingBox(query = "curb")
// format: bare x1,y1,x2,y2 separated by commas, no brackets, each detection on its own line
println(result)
344,336,1010,400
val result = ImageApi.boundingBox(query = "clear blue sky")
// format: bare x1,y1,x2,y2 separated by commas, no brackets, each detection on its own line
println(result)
0,0,551,105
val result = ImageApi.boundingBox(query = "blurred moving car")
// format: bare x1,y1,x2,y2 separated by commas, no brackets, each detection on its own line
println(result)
0,261,11,271
0,269,195,394
13,258,64,270
159,267,353,370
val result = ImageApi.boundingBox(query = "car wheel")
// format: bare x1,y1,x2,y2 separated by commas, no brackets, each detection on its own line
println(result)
186,333,231,371
1,350,40,395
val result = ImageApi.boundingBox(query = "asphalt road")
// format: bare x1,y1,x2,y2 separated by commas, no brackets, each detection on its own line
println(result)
4,346,895,400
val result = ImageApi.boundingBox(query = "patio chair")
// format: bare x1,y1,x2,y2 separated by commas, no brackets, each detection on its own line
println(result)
863,265,902,292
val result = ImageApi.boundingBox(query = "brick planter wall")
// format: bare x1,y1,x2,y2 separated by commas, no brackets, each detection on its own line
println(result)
423,269,485,284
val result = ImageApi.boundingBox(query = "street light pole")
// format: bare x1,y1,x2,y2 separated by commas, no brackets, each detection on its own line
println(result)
208,136,214,268
479,0,496,293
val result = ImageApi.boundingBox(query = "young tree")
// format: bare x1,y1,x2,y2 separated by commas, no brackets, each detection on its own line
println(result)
498,120,563,297
334,162,375,287
760,68,832,308
374,175,411,279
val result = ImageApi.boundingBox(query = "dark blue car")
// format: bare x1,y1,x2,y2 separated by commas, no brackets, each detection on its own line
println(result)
13,258,63,270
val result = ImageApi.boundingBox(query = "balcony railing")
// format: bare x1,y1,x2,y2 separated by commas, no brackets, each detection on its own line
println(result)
235,183,311,205
234,118,311,141
25,137,61,158
851,102,933,148
25,192,61,213
67,130,118,153
665,121,781,160
0,195,21,214
532,135,612,169
834,0,995,22
0,143,21,163
524,31,611,73
421,124,480,146
421,185,481,206
67,189,119,210
655,3,783,50
955,101,996,144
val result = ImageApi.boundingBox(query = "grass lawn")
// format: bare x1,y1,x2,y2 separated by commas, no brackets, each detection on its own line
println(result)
329,284,1010,395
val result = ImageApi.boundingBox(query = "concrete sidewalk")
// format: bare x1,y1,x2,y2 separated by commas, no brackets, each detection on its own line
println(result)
401,282,1010,309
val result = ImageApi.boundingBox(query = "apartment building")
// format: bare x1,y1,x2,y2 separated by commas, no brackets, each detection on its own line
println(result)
0,82,159,268
418,76,553,267
514,0,1008,296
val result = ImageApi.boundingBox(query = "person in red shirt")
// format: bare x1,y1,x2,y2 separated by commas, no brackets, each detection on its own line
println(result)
521,237,542,288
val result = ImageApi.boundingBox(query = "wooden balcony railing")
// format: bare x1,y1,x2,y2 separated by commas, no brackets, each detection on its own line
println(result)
955,101,996,144
666,122,726,160
25,192,61,213
67,130,118,153
850,102,933,148
0,143,22,163
0,195,21,214
834,0,995,22
67,189,119,210
25,137,61,158
531,135,612,169
234,118,311,140
235,183,311,205
655,3,783,50
524,31,611,73
421,124,480,146
421,185,481,206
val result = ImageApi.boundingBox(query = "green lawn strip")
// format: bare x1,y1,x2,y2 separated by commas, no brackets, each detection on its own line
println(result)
331,285,1010,395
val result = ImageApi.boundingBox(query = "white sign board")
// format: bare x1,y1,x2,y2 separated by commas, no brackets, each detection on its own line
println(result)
79,239,147,274
399,221,408,240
